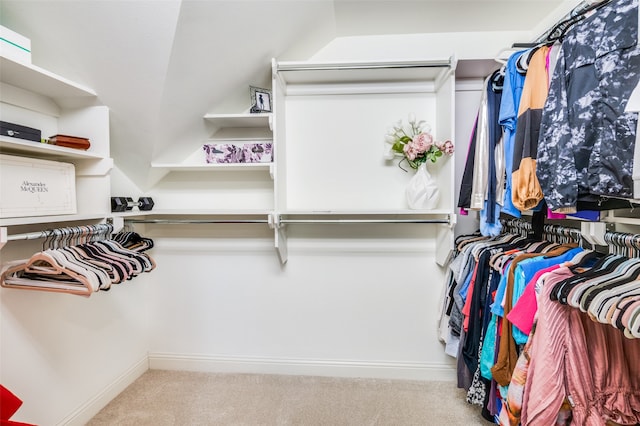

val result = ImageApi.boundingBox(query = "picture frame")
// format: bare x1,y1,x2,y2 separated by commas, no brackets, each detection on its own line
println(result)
250,86,272,113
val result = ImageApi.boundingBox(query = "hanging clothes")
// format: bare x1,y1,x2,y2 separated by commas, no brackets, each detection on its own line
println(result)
470,75,494,212
458,116,478,214
466,73,504,237
499,49,528,219
511,45,549,212
537,0,640,213
481,70,505,236
443,220,640,425
490,243,579,387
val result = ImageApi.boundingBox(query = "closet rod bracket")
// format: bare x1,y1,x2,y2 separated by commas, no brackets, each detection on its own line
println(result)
108,216,124,234
580,221,614,247
268,212,282,230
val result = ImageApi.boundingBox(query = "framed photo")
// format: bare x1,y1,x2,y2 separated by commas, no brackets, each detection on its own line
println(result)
250,86,272,113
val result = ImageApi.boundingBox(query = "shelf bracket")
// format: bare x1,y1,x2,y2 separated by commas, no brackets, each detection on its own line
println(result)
580,221,611,247
435,222,454,266
269,212,288,264
275,226,288,264
448,213,457,228
107,216,124,233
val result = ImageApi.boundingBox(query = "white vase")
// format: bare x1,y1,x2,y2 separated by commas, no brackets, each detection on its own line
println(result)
406,162,440,210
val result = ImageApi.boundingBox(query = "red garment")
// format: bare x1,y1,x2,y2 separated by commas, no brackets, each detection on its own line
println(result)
461,262,480,332
0,386,35,426
1,420,36,426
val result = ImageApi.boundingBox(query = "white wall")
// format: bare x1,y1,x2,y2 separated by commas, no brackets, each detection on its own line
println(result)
146,225,456,380
310,31,531,63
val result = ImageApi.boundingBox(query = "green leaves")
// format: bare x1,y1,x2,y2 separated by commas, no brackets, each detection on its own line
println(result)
391,136,414,154
392,141,406,154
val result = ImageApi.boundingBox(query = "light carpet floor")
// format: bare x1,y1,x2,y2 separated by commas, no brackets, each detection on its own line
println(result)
87,370,488,425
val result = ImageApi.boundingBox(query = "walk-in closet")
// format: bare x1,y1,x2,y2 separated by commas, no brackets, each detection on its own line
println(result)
1,1,639,425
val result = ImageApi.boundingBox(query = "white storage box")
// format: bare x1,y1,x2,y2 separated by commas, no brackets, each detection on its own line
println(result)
0,154,76,218
0,25,31,64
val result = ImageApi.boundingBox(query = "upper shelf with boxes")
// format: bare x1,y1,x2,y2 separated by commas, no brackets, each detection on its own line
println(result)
146,103,275,213
151,112,273,172
0,28,112,227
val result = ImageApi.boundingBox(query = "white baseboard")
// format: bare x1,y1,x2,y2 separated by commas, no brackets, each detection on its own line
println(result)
148,353,456,382
57,356,149,426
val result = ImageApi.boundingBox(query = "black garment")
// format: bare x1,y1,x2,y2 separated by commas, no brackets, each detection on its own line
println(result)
458,115,478,210
486,74,503,223
537,0,640,212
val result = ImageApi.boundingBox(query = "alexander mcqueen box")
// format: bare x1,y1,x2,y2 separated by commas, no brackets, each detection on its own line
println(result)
0,154,77,218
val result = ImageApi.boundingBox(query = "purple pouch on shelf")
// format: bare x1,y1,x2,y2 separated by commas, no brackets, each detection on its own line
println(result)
241,142,273,163
203,143,242,163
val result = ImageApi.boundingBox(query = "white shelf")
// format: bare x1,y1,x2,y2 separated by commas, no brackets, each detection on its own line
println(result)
0,56,111,229
0,55,96,100
0,213,110,227
150,162,272,172
274,58,455,86
602,214,640,226
203,113,272,128
0,136,104,160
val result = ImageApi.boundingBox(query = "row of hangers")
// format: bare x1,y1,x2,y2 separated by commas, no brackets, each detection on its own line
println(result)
0,224,155,297
548,249,640,338
539,0,612,45
501,217,640,258
500,218,582,245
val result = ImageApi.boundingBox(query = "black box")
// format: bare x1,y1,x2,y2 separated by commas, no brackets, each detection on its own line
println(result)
0,121,41,142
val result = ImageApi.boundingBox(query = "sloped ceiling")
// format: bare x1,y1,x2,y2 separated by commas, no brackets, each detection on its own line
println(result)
0,0,574,191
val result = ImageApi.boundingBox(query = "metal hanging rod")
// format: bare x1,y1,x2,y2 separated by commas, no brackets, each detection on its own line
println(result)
124,218,449,225
4,223,114,243
7,230,63,242
276,59,454,73
279,219,449,224
125,219,270,224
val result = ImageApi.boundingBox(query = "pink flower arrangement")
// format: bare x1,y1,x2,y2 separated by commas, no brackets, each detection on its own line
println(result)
385,114,454,170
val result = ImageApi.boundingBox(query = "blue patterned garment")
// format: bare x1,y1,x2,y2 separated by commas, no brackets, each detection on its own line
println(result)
537,0,640,213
